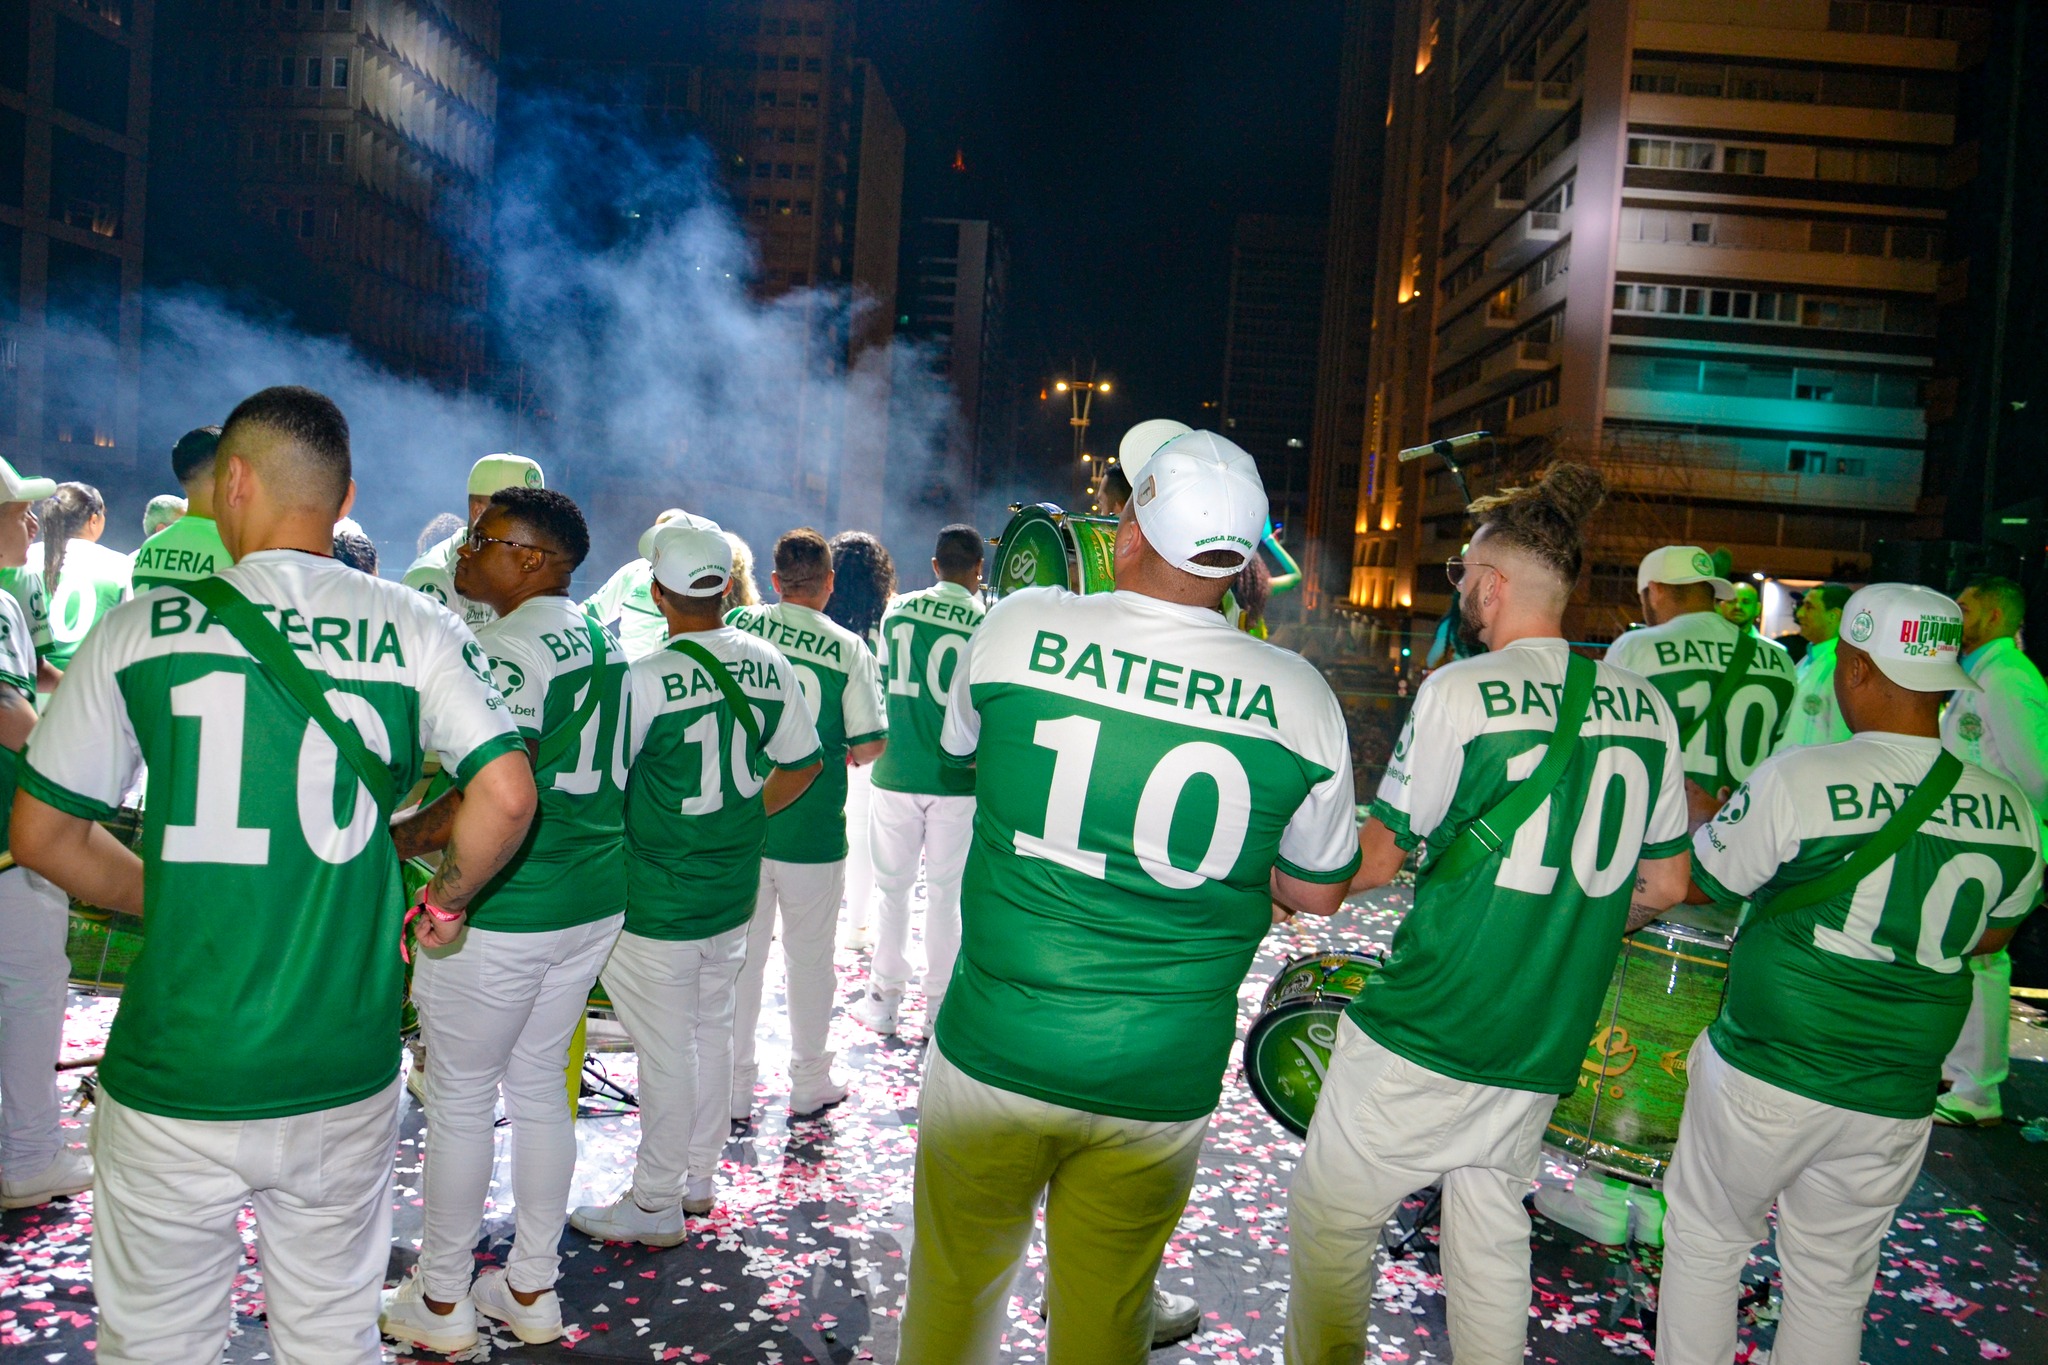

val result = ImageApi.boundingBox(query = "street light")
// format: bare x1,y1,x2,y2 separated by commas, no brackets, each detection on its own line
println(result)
1046,364,1114,510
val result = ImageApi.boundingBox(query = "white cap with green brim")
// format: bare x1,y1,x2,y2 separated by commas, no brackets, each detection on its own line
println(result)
637,507,691,562
1117,418,1192,488
0,456,58,504
1131,430,1268,580
648,515,733,597
1637,545,1734,601
467,454,544,497
1839,583,1979,693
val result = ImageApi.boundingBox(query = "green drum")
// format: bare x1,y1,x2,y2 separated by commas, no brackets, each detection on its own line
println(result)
63,806,147,995
1243,949,1383,1137
991,503,1119,599
1545,921,1731,1184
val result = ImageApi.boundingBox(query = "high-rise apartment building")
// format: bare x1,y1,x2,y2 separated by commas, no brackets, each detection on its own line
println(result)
151,0,498,382
1220,213,1324,546
900,215,1007,533
1351,0,1980,642
1,0,154,479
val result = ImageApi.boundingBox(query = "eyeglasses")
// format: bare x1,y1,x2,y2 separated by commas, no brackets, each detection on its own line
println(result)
464,533,563,558
1445,556,1502,592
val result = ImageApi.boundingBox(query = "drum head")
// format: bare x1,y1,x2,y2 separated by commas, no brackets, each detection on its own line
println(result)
1064,516,1120,595
1243,998,1347,1138
992,504,1073,598
1261,950,1383,1012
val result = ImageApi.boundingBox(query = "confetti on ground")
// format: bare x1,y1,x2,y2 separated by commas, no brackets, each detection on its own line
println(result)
5,884,2044,1362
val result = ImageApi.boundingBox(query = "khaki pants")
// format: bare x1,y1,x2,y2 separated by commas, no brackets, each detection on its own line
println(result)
899,1047,1207,1365
1285,1018,1556,1365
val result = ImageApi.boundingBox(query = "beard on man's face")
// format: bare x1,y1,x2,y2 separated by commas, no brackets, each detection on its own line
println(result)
1456,589,1486,652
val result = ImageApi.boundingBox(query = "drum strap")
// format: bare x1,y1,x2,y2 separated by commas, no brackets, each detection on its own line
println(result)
184,576,400,814
665,636,765,753
1740,749,1964,936
1428,651,1596,884
1679,628,1756,749
532,615,609,774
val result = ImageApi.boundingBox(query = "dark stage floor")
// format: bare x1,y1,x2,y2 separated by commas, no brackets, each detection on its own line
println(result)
6,884,2046,1362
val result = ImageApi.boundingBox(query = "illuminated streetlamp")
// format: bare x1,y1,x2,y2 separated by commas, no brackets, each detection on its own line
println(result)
1045,364,1114,510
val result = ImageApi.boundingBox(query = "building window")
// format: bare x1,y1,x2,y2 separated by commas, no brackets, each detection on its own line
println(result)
800,91,819,108
280,56,296,87
776,162,793,178
333,57,349,87
1724,146,1767,175
336,0,350,9
783,55,800,71
794,163,812,180
804,57,822,72
752,198,770,216
1787,446,1827,473
328,131,345,163
796,199,812,216
1690,221,1712,243
1835,456,1868,476
306,57,322,87
753,161,771,178
776,198,791,214
1626,137,1714,171
274,206,291,231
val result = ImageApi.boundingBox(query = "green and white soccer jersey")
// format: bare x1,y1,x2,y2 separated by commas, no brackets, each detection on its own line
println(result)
936,587,1361,1123
1779,636,1850,750
465,596,628,932
621,627,822,941
1356,639,1691,1093
19,550,524,1121
1606,612,1795,795
1695,733,2043,1118
588,558,671,661
0,588,36,850
727,601,886,863
403,529,494,629
873,581,984,797
30,537,131,669
130,514,230,592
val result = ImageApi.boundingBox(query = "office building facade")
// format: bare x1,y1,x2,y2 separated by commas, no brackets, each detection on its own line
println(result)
1220,213,1324,547
900,215,1008,533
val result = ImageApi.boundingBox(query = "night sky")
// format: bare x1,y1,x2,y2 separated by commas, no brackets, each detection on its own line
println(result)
500,0,1348,474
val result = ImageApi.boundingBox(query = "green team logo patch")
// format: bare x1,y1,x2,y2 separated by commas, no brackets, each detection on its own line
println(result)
1846,610,1875,644
525,467,543,488
421,581,449,606
1690,551,1715,576
1803,692,1823,715
1959,711,1984,743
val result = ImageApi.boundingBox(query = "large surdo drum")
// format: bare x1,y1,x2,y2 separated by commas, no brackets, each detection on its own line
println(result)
991,503,1119,599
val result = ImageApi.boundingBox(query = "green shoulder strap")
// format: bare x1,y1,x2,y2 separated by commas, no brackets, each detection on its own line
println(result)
1680,627,1758,748
183,575,400,814
666,636,764,751
533,616,609,773
1428,651,1597,883
1741,749,1965,935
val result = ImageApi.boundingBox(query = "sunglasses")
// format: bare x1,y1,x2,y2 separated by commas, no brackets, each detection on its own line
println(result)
1444,556,1502,592
465,533,563,558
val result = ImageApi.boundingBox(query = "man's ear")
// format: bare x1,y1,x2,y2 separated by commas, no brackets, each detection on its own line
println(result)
339,478,357,520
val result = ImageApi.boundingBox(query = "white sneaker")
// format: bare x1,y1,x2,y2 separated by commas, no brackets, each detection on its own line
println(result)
681,1174,715,1215
378,1270,479,1354
1152,1286,1201,1345
569,1192,688,1247
790,1073,849,1118
472,1266,564,1345
0,1148,93,1209
731,1065,758,1122
852,985,901,1035
837,921,873,952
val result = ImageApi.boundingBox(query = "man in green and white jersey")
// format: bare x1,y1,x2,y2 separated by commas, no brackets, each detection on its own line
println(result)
1607,544,1795,804
727,528,886,1119
379,488,629,1354
853,522,985,1037
1288,465,1693,1365
12,386,537,1364
900,432,1359,1359
587,508,690,660
403,453,545,628
1657,584,2044,1365
131,427,231,593
571,516,822,1243
29,482,130,675
0,455,92,1212
1780,582,1852,750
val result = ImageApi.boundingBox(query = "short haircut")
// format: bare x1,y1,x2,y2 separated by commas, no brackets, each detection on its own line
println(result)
1101,463,1132,506
1465,463,1607,588
934,523,984,575
171,426,222,485
774,527,832,590
143,494,186,537
488,486,590,571
331,530,379,574
1966,574,2026,628
1814,581,1853,613
220,386,351,511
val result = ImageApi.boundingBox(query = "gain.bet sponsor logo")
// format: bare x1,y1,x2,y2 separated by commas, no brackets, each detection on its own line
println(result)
1897,614,1961,659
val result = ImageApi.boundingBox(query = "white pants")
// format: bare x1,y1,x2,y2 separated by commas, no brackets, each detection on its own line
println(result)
1941,949,2010,1113
1658,1034,1929,1365
734,858,845,1090
90,1078,402,1365
0,867,70,1171
599,927,747,1205
1285,1018,1556,1365
870,787,974,1011
844,763,877,935
411,914,622,1300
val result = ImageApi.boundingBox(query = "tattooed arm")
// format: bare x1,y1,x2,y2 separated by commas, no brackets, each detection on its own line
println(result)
411,750,537,949
389,740,537,860
1627,850,1692,934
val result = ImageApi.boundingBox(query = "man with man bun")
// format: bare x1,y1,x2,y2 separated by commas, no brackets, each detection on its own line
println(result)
404,453,546,627
1657,584,2042,1364
12,385,538,1363
899,431,1360,1357
1287,465,1693,1365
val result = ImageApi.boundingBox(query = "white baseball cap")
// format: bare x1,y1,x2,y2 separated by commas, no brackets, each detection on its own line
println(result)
648,514,733,597
1838,583,1979,693
467,454,544,497
1117,419,1192,486
1131,430,1268,579
0,456,57,504
637,507,692,561
1637,545,1733,601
